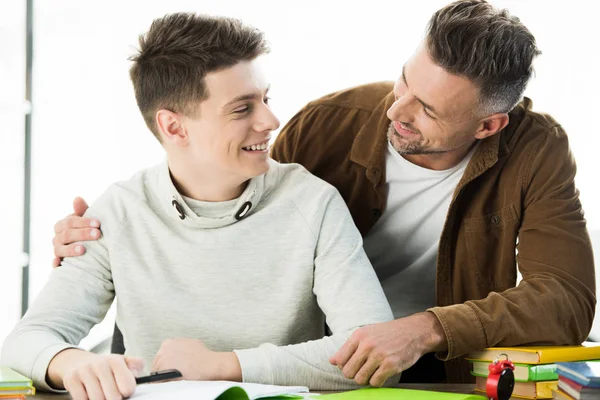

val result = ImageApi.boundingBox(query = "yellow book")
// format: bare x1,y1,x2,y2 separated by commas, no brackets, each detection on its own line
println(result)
475,376,557,399
0,387,35,396
466,343,600,364
0,386,35,400
551,389,575,400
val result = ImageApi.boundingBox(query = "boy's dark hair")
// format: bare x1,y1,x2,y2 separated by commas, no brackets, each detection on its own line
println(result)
129,13,269,140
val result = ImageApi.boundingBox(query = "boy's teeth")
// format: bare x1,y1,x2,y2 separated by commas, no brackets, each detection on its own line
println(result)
244,143,268,151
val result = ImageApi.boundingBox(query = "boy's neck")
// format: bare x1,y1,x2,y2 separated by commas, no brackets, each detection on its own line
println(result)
168,160,247,202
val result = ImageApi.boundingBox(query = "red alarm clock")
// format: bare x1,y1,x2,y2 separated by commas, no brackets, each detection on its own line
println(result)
486,354,515,400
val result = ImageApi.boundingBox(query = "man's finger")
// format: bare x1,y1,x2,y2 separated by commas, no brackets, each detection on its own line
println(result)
57,227,101,247
52,256,61,269
73,197,89,217
330,337,359,367
341,347,369,379
353,355,380,385
54,243,86,260
54,216,100,235
369,363,397,388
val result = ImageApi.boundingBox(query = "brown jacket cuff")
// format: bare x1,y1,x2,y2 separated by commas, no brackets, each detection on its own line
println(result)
427,304,487,361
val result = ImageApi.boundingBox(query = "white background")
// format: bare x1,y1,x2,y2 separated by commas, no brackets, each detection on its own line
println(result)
1,0,599,348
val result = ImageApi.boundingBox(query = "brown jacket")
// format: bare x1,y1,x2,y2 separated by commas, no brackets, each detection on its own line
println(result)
271,82,596,383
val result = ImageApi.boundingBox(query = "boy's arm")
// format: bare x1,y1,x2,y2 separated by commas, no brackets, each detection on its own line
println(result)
233,188,395,390
1,190,120,391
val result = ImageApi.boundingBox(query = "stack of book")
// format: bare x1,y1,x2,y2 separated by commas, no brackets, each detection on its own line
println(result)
466,343,600,399
0,367,35,399
553,360,600,399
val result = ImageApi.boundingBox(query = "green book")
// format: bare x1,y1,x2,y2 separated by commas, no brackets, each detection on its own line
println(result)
0,367,32,389
470,360,557,382
309,388,485,399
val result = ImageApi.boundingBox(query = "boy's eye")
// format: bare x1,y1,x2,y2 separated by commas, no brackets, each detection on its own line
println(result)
233,106,250,114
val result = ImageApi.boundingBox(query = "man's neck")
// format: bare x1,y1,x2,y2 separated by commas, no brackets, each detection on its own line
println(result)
402,141,477,171
168,160,247,202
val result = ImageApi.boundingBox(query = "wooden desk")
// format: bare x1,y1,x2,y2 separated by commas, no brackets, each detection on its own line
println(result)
31,383,477,399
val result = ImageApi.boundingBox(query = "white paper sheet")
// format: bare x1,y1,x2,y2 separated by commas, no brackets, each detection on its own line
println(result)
130,380,310,399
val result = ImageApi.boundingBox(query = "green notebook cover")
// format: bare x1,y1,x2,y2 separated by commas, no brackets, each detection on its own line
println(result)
0,367,32,389
470,360,558,382
216,386,304,400
309,388,485,399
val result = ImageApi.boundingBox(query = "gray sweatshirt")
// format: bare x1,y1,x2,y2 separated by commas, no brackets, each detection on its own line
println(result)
1,159,394,391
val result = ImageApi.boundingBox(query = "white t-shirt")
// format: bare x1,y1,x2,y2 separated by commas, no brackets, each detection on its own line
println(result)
363,141,476,318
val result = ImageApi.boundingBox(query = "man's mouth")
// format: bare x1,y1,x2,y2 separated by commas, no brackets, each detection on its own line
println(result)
393,121,420,137
242,140,270,152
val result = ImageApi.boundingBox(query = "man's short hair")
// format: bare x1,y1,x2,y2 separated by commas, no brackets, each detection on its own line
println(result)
129,13,269,140
426,0,541,115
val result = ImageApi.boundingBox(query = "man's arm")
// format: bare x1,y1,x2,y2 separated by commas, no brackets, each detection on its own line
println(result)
430,125,595,358
332,125,596,383
330,311,447,386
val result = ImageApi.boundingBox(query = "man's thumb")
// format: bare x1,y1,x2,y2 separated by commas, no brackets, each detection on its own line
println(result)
72,197,89,216
125,357,145,377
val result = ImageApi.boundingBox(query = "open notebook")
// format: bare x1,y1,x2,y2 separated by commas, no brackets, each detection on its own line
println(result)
130,382,487,400
130,380,309,399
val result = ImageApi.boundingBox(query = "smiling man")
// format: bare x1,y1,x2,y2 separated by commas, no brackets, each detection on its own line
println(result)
272,0,595,386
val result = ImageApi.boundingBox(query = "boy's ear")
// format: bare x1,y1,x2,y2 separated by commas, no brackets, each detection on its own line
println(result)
156,109,188,145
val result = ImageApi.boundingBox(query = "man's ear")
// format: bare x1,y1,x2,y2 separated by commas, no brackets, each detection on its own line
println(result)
474,113,509,140
156,109,187,145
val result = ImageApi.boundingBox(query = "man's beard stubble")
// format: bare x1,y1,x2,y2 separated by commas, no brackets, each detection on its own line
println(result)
388,122,425,155
386,122,449,155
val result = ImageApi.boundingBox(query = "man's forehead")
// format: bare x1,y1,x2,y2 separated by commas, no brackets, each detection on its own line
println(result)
404,46,479,118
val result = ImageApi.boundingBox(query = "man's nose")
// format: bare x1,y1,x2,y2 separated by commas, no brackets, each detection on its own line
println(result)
386,94,418,123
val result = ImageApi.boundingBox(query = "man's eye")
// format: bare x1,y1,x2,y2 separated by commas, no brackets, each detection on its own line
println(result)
264,97,271,104
423,107,434,119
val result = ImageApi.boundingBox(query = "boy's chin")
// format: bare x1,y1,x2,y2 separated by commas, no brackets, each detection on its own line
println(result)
239,159,270,180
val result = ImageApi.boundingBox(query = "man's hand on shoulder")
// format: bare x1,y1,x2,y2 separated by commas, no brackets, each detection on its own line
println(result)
329,312,447,387
52,197,101,268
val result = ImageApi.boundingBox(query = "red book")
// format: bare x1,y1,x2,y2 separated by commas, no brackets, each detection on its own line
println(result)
558,375,600,400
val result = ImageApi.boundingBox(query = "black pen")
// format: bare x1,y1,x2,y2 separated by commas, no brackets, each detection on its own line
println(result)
135,369,182,385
